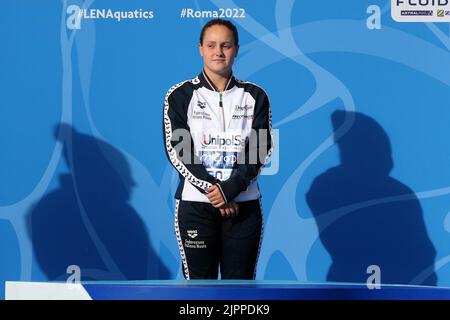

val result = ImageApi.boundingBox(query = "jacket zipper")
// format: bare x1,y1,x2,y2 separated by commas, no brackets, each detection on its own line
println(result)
219,93,226,132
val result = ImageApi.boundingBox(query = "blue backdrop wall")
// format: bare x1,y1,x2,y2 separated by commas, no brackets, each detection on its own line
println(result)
1,0,450,299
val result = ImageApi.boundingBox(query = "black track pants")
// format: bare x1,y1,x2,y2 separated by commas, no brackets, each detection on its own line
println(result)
174,199,263,280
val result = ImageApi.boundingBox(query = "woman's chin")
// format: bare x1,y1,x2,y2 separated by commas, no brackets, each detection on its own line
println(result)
206,66,231,76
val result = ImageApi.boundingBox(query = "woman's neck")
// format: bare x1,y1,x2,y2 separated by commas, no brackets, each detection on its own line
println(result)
203,67,231,92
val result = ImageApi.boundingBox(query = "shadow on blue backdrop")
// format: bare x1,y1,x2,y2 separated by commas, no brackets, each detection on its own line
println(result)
27,124,169,281
306,111,437,286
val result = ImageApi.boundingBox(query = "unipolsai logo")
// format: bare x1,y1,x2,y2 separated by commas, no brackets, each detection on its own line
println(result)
201,133,244,148
234,104,253,112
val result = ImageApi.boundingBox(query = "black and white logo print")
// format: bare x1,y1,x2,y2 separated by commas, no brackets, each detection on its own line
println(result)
187,230,198,239
197,101,207,109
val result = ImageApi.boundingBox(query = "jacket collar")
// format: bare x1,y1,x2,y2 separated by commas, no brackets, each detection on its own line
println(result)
198,69,236,92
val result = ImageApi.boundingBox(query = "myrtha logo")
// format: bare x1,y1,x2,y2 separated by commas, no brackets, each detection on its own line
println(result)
187,230,198,239
200,152,237,168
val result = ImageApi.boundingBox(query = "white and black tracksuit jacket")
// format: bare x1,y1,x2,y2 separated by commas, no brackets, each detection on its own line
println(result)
163,70,273,204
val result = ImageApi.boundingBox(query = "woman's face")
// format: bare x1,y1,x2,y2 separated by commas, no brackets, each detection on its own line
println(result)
199,25,238,77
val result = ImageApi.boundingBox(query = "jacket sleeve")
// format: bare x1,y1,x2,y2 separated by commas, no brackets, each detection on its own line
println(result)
163,86,219,194
217,91,273,203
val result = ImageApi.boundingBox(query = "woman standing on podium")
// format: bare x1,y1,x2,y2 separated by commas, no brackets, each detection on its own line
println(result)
163,19,273,279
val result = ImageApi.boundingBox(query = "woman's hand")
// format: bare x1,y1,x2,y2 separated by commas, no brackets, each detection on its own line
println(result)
207,185,239,218
207,184,226,208
219,201,239,219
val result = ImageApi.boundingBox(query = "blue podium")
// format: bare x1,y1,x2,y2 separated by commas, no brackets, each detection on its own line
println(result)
5,281,450,300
